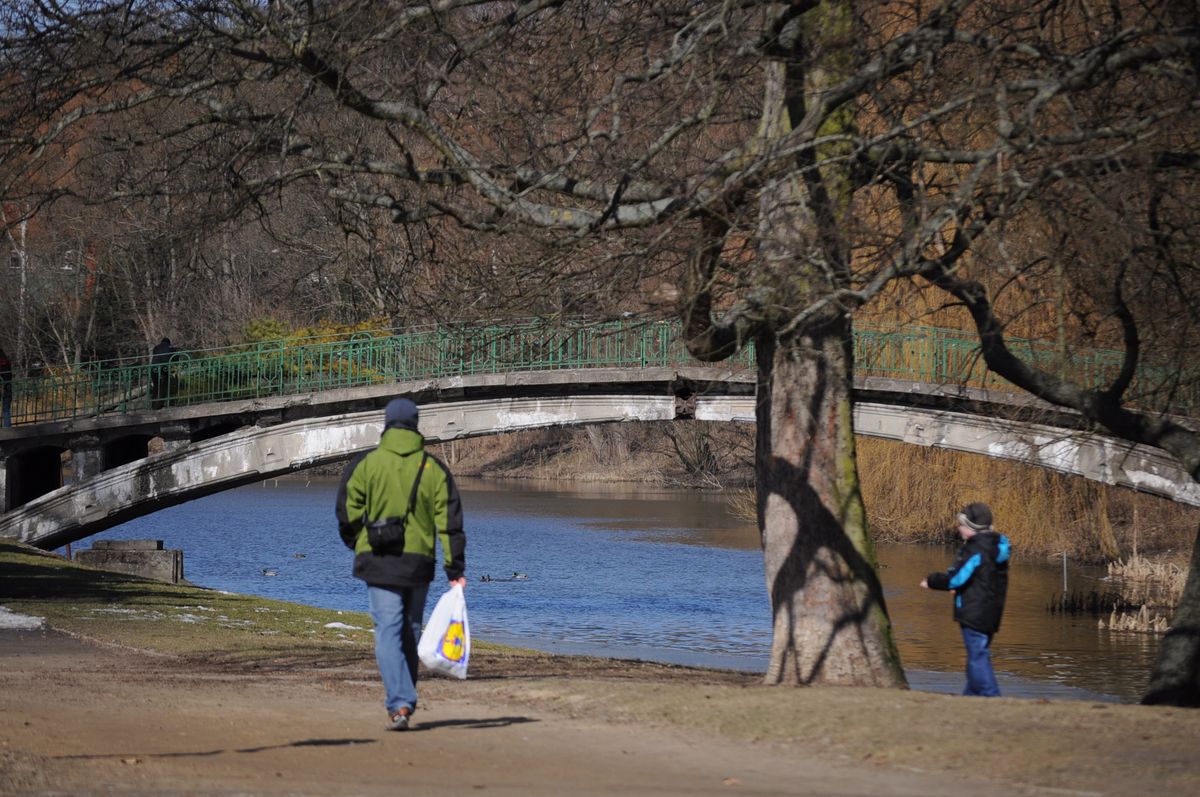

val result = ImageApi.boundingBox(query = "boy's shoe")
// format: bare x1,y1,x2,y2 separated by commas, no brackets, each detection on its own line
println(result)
386,707,412,731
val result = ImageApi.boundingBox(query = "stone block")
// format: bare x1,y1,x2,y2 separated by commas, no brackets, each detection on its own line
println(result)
90,539,165,551
76,541,183,583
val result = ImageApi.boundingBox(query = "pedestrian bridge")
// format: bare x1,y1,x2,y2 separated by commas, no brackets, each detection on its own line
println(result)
1,320,1197,549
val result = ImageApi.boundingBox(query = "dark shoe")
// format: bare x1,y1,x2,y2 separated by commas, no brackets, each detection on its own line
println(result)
385,707,412,731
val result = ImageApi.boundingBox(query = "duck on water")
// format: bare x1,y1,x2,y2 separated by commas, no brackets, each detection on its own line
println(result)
480,572,529,582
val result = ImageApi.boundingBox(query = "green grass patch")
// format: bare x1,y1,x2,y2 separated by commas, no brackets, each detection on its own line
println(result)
0,539,518,668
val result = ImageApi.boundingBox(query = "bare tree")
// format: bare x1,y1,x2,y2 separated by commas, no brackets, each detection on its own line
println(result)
2,1,1199,700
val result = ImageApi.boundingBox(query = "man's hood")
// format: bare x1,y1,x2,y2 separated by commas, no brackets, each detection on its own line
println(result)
378,427,424,456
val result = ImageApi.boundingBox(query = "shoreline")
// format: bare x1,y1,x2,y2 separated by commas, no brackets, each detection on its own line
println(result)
53,485,1169,705
8,557,1130,705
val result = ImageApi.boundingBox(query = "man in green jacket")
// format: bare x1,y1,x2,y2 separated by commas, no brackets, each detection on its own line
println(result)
336,398,466,731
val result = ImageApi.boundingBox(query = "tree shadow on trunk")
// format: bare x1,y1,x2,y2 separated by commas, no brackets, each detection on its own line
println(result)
764,459,893,684
756,337,899,686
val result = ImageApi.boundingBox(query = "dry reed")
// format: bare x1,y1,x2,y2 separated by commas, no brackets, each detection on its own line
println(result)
1106,555,1189,593
857,437,1197,562
1101,604,1171,634
1096,553,1189,633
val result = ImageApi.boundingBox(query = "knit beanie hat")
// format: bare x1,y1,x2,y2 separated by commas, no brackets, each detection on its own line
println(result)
384,398,419,431
958,502,993,531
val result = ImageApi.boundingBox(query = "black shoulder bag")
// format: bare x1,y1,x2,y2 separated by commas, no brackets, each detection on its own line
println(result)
365,452,428,554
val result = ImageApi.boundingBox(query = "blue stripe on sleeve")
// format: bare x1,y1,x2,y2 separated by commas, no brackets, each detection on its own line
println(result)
948,553,982,589
997,536,1011,564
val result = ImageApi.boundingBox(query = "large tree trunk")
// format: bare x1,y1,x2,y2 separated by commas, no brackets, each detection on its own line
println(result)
742,1,904,687
1143,523,1200,706
756,325,907,687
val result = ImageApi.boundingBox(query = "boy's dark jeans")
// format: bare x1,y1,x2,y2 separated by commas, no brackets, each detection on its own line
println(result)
961,626,1000,696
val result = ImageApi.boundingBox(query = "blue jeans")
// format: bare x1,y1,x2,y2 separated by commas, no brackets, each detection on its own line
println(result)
961,626,1000,697
368,584,430,714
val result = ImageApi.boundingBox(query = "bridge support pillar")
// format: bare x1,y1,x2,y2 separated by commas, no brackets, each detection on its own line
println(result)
0,457,8,513
69,435,104,485
75,540,184,583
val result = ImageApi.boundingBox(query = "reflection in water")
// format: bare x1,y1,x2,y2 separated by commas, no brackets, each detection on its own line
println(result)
94,477,1156,702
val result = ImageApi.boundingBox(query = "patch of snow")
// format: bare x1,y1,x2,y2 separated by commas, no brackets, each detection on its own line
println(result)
173,614,209,624
1126,469,1180,496
91,607,165,620
0,606,44,630
324,622,366,631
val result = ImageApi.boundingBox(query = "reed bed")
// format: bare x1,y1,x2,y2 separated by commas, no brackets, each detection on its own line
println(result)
856,438,1198,562
1095,554,1189,633
1106,555,1189,594
1101,605,1171,634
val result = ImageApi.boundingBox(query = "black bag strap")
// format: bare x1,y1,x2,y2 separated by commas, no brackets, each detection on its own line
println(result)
402,452,429,520
361,450,429,527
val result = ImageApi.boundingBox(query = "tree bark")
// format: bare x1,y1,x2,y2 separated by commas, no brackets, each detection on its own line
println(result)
755,326,907,687
735,2,904,688
1142,522,1200,706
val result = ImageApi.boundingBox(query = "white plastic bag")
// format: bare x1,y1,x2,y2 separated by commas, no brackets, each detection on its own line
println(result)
418,583,470,679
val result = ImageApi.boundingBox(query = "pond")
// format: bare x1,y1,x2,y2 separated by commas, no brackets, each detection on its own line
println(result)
91,477,1157,702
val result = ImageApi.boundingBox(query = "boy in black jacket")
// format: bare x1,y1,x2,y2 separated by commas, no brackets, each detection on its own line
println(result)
921,502,1011,696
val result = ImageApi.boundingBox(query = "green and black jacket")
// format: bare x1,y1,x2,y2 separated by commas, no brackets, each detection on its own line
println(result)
335,427,466,588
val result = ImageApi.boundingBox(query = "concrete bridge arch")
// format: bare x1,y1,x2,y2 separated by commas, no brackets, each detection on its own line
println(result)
2,367,1197,550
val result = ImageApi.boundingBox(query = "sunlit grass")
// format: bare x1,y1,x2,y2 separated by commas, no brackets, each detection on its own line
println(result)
0,539,522,667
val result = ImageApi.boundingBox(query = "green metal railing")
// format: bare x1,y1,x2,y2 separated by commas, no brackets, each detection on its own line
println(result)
851,321,1197,413
2,318,1195,426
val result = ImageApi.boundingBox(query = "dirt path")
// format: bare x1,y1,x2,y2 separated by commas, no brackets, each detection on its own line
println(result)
0,628,1127,797
2,628,1200,797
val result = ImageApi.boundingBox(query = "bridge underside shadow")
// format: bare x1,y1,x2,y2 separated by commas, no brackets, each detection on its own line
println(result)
4,392,1198,550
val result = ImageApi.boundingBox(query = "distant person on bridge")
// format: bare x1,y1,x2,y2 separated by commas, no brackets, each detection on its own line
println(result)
335,397,466,731
149,337,176,409
920,502,1011,697
0,346,12,427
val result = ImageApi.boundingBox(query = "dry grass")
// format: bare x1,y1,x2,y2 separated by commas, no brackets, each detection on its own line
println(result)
1102,604,1171,633
1107,554,1190,592
439,422,754,488
857,437,1198,562
1097,553,1190,632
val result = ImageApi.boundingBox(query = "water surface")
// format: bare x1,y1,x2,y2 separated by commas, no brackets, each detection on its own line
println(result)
92,477,1155,702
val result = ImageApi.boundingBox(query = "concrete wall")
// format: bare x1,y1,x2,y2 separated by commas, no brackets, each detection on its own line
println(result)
74,539,184,583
